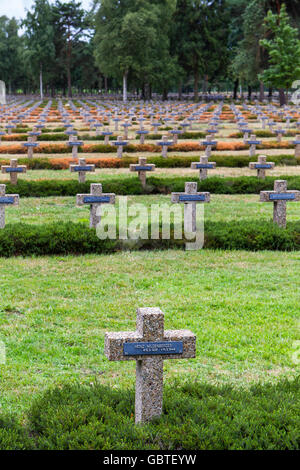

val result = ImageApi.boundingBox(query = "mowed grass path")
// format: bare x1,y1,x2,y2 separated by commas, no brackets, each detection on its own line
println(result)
3,194,300,225
0,250,299,416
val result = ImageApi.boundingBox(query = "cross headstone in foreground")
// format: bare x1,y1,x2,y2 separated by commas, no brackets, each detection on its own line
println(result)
249,155,275,179
23,138,39,159
0,184,19,228
130,157,155,188
70,158,95,183
171,182,210,233
1,159,27,185
260,180,300,228
191,155,216,181
105,307,196,424
76,183,115,228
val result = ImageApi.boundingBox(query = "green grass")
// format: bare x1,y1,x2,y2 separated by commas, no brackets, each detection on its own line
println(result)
0,250,299,419
3,194,300,225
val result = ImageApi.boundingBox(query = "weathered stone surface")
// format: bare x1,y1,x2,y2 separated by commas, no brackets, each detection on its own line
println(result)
76,183,115,228
260,180,300,228
105,307,196,424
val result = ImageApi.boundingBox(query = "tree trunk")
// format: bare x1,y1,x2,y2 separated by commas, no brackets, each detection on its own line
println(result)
248,85,252,100
194,69,199,102
40,67,44,100
178,82,182,100
233,79,239,100
268,86,273,98
279,88,285,106
123,71,128,102
162,88,168,101
67,25,72,98
259,81,264,102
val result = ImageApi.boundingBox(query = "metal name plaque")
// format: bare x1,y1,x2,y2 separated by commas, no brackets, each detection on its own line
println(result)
83,196,111,204
0,197,14,204
6,168,23,173
135,166,152,171
255,164,272,169
74,166,93,172
179,194,206,202
195,164,214,169
123,341,183,356
269,193,295,201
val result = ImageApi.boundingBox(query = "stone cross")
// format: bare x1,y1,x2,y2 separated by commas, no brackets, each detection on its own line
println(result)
191,156,216,181
105,307,196,424
156,135,173,158
201,135,217,157
274,127,286,143
136,130,149,144
260,180,300,228
171,182,210,233
102,131,113,145
130,157,155,188
1,159,27,185
76,183,115,228
70,158,95,183
0,184,19,228
68,137,84,159
23,138,39,159
111,136,128,158
249,155,275,179
247,134,261,157
292,135,300,158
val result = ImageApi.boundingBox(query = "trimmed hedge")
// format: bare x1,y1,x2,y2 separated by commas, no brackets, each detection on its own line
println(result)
0,378,299,449
0,153,298,170
4,175,300,197
0,220,299,256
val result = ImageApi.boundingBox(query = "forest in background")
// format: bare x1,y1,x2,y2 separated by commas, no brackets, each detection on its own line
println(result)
0,0,300,104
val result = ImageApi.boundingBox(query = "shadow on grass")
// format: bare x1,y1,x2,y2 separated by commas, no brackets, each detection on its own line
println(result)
0,377,299,450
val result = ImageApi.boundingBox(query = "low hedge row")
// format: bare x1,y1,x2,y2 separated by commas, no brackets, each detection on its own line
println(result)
1,378,299,450
0,153,298,169
0,140,296,154
0,220,299,256
4,175,300,197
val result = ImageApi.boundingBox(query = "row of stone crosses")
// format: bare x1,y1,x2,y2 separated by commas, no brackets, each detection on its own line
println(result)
2,98,300,159
1,174,299,230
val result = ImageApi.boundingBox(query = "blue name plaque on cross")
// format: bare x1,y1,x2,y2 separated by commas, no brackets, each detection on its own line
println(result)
134,166,153,171
195,164,214,169
269,193,295,201
254,164,272,169
83,196,111,204
74,166,93,172
0,197,14,204
123,341,183,356
179,194,206,202
6,168,23,173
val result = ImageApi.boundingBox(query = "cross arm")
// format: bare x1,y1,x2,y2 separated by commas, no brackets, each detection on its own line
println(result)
171,192,210,203
1,166,27,174
105,331,143,361
249,162,274,170
70,164,95,172
163,330,196,359
76,193,116,206
260,191,300,202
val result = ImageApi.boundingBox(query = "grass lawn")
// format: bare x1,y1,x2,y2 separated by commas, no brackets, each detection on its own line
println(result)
3,193,300,225
0,250,299,418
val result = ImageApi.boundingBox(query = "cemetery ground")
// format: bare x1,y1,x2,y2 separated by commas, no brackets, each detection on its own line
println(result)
0,250,299,449
0,100,299,449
